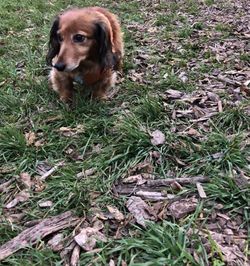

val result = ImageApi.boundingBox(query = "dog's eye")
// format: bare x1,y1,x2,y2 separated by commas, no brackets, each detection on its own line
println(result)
57,34,63,42
73,34,85,43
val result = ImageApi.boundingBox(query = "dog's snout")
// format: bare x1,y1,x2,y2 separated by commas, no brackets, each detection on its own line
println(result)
53,62,66,71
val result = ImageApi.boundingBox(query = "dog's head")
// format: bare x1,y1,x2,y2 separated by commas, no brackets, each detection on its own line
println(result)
46,8,116,72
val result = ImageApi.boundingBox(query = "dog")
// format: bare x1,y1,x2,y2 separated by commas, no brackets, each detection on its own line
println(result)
46,7,124,102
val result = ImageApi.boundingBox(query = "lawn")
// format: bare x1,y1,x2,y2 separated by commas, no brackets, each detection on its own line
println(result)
0,0,249,265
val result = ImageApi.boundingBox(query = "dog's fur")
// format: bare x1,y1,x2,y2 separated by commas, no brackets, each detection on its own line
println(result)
46,7,123,102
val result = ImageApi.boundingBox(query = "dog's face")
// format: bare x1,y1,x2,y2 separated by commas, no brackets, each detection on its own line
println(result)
46,9,115,72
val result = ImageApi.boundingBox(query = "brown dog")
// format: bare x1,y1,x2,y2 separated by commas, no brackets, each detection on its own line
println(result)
46,7,123,102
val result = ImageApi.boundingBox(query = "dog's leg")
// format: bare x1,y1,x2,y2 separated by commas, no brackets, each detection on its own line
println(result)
49,69,74,102
92,72,116,100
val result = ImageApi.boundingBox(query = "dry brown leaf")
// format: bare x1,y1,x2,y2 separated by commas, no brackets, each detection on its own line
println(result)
123,174,146,185
34,139,45,147
5,190,30,209
126,196,155,227
0,165,16,174
187,128,201,137
129,161,154,175
25,131,36,146
168,197,198,219
58,125,85,137
4,213,25,223
47,233,64,251
74,227,107,251
107,206,124,222
19,172,32,189
150,130,165,146
76,168,96,179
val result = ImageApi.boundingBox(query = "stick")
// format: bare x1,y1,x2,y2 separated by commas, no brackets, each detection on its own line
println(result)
0,211,79,261
114,176,209,195
146,175,209,186
40,161,65,181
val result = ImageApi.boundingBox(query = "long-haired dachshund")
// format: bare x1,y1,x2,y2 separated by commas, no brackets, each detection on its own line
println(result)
46,7,124,102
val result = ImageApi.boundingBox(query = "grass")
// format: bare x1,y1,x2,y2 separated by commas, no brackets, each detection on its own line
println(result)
0,0,249,265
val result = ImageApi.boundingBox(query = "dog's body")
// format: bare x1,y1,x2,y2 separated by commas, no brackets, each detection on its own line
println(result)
46,7,123,101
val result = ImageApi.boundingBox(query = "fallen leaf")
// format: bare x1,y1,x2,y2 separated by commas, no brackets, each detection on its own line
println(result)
123,174,146,185
0,165,16,174
58,125,85,137
76,168,96,179
5,190,30,209
126,196,155,227
4,213,25,223
186,128,201,137
150,130,165,146
107,206,124,222
19,172,32,189
128,160,154,175
25,131,36,146
74,227,107,251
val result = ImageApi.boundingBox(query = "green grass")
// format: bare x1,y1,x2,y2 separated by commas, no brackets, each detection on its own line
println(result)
0,0,249,265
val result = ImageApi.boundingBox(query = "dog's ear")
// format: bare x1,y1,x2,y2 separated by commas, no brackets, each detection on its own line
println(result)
46,17,60,66
95,22,117,69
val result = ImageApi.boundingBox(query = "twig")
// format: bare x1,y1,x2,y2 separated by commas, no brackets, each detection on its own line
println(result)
114,176,209,196
40,161,65,181
146,175,209,186
217,74,241,87
0,211,79,261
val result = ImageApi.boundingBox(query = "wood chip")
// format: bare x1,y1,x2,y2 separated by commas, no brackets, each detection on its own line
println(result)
0,211,79,261
38,200,53,208
70,244,81,266
126,196,155,227
196,182,207,199
107,206,124,222
218,100,223,112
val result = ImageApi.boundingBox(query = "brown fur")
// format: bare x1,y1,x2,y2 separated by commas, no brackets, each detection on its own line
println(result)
46,7,124,102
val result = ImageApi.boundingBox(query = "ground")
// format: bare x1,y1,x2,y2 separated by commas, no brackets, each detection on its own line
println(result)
0,0,249,265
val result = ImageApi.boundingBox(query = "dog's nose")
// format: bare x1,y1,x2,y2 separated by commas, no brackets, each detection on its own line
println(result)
53,63,66,71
